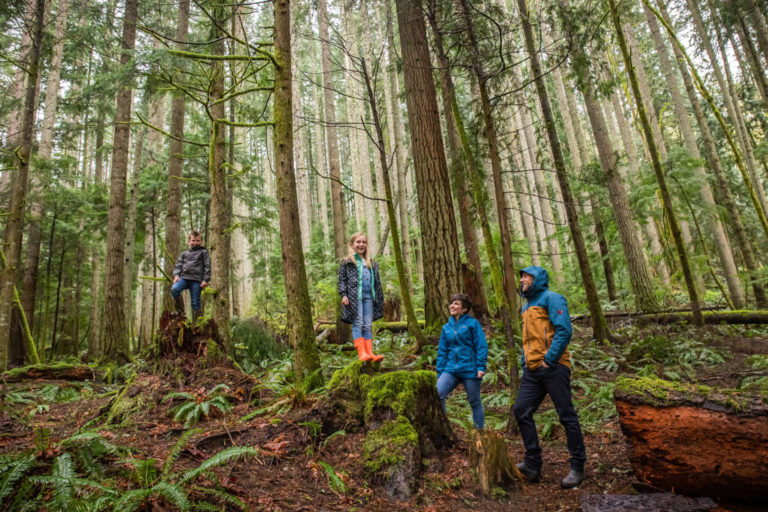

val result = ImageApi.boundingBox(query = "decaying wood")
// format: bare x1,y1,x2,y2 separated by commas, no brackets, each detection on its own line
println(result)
615,376,768,501
581,493,717,512
468,429,521,495
573,309,768,326
2,363,94,382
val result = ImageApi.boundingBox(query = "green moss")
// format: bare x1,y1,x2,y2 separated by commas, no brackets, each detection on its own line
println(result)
328,361,371,397
363,416,419,475
615,375,753,412
364,370,436,422
105,373,141,425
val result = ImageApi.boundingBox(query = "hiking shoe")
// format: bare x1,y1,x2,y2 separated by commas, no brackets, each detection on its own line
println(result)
516,462,541,483
561,469,585,488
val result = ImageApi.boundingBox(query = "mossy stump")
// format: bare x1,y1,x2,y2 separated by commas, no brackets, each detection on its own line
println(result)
321,363,455,500
157,311,223,358
615,376,768,501
363,416,420,500
468,429,521,495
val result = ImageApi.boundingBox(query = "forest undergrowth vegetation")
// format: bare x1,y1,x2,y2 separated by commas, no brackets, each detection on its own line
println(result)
1,319,766,510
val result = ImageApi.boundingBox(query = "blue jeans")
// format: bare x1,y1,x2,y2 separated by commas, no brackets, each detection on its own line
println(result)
513,364,586,471
352,297,373,339
437,372,484,428
171,278,202,311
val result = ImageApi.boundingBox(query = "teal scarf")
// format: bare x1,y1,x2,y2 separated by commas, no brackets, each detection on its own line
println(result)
354,253,376,302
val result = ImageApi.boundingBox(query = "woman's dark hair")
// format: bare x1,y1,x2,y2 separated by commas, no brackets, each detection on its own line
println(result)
450,293,472,312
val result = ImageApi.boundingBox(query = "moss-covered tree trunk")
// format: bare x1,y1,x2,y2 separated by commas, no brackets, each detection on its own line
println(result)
609,0,703,327
359,58,426,349
0,0,46,371
518,0,611,340
274,0,321,384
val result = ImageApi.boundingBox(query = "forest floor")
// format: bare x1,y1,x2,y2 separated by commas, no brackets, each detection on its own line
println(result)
2,320,768,511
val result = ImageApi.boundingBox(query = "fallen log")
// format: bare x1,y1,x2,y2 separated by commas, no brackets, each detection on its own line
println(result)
573,309,768,326
2,363,94,382
614,376,768,501
581,493,717,512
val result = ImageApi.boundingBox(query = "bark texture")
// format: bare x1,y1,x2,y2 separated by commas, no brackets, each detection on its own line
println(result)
395,0,461,334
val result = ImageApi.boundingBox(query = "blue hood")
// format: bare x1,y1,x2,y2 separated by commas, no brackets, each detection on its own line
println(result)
520,265,549,300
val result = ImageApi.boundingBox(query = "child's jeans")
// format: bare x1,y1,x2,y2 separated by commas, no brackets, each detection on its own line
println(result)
352,297,373,339
171,278,202,310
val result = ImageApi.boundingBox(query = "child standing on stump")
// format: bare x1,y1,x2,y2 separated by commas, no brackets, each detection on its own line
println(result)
338,232,384,362
171,231,211,322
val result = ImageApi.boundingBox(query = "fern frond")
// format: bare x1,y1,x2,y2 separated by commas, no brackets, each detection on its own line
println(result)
177,446,259,485
172,402,197,423
51,453,75,508
153,481,191,511
208,384,231,396
162,428,202,478
0,452,36,501
191,484,246,510
321,430,346,449
318,460,347,494
200,401,210,419
113,488,154,512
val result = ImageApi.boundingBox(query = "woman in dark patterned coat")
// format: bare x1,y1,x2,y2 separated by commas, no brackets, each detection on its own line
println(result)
338,232,384,361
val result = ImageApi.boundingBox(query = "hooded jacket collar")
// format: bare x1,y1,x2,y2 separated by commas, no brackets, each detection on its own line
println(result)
520,265,549,300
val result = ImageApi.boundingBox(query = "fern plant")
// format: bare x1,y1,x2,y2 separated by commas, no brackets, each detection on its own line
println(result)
162,384,234,427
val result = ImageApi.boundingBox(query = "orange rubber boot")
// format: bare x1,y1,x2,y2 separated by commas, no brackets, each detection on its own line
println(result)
366,338,384,362
354,338,373,361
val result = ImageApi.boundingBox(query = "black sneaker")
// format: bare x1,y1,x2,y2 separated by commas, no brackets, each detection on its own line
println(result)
561,469,584,488
516,462,541,483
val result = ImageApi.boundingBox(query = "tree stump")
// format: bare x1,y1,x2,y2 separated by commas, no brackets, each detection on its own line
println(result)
468,429,521,495
614,376,768,501
382,296,402,322
317,363,455,500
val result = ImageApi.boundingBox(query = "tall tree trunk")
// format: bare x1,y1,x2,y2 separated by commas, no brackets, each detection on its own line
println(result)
88,107,106,359
643,1,744,308
310,39,330,244
101,0,138,364
384,1,415,295
318,0,351,343
123,127,145,338
458,0,521,390
609,88,671,285
426,4,490,317
163,0,190,314
610,0,703,326
274,0,321,383
0,0,46,371
655,0,768,307
395,0,462,334
518,0,611,340
207,0,231,352
581,84,659,311
291,23,311,253
684,0,768,224
360,56,427,348
17,0,70,362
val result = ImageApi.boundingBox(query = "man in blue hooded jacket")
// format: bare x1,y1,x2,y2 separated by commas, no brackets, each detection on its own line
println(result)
513,266,586,488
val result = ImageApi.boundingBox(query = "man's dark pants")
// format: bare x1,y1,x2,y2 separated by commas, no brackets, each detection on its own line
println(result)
513,364,586,471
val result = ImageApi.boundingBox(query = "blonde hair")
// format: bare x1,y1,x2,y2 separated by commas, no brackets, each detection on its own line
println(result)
347,232,371,268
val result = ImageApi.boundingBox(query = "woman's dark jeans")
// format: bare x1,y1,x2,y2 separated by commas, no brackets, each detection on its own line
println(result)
437,372,484,428
513,364,586,471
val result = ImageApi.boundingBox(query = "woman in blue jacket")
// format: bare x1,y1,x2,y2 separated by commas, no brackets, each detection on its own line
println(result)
436,294,488,428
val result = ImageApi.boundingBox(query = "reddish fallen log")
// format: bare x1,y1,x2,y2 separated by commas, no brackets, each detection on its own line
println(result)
614,376,768,501
2,363,94,382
